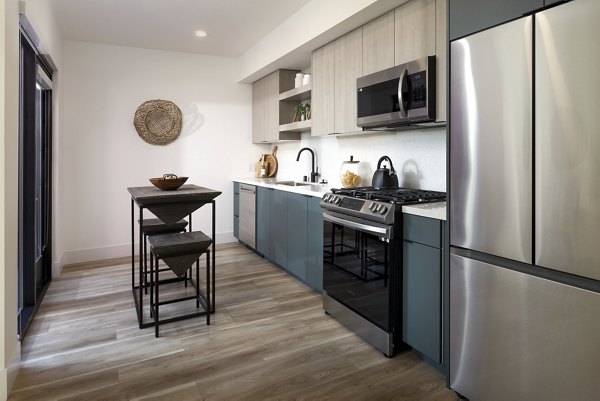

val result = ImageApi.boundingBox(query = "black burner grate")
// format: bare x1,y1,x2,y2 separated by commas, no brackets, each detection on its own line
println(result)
331,186,446,204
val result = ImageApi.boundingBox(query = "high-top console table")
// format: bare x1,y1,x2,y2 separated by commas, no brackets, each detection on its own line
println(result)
127,184,221,328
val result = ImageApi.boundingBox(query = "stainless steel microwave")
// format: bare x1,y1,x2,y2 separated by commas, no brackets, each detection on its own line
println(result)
357,56,436,129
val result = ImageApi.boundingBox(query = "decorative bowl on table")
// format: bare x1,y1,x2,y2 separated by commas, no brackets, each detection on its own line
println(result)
149,174,188,191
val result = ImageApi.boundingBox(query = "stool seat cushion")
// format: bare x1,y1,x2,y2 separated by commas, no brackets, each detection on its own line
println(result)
148,231,212,258
139,218,188,235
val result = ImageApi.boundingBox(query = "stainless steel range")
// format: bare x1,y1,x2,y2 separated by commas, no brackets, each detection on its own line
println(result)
320,186,446,356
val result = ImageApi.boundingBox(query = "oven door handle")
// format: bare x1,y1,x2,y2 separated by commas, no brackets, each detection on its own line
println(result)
323,212,392,239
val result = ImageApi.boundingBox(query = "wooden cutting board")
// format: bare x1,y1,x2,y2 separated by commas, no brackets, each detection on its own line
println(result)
255,146,278,178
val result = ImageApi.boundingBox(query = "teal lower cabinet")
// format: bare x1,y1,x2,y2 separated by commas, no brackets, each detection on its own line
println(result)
402,240,441,362
234,184,324,293
306,197,323,292
402,214,443,364
256,187,271,257
287,193,308,281
233,182,240,239
269,189,288,268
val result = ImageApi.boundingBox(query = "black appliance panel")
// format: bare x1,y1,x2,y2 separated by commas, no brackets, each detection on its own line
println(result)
357,78,400,118
323,218,393,330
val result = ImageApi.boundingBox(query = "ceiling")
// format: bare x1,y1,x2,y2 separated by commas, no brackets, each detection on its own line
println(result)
50,0,312,57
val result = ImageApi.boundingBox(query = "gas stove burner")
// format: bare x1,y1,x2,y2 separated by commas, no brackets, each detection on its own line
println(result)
330,186,446,204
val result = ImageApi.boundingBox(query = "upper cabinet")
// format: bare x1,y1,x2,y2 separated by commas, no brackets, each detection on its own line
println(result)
311,42,335,136
394,0,445,121
254,0,449,139
395,0,436,65
252,69,303,143
334,28,363,134
311,28,363,136
362,11,395,75
435,0,447,121
449,0,543,41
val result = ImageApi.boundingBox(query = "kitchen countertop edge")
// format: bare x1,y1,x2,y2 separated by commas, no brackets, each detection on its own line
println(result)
402,202,447,221
234,178,447,219
234,178,331,198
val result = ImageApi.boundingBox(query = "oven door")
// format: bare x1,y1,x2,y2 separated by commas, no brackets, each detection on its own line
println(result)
322,211,394,331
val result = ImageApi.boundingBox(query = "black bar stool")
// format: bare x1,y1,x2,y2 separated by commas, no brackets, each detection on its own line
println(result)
140,218,188,294
148,231,212,337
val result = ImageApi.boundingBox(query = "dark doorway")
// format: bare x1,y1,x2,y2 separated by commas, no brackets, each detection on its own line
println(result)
18,32,53,338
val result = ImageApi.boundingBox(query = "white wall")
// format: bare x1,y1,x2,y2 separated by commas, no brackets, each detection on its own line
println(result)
0,0,19,396
271,129,446,192
60,41,265,265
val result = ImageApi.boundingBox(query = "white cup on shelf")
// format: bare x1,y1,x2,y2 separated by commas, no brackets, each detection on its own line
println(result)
302,73,311,86
295,73,304,88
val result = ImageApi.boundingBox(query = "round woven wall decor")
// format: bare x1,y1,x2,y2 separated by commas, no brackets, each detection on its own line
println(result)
133,99,182,145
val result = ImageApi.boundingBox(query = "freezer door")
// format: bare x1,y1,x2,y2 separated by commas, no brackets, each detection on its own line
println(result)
535,0,600,281
450,254,600,401
450,17,533,263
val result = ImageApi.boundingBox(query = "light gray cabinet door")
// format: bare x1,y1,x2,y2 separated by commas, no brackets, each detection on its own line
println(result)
270,189,288,267
307,196,323,292
334,28,362,133
450,17,532,264
535,0,600,281
311,42,335,136
448,0,543,41
252,78,266,143
256,187,271,257
287,193,308,281
362,11,395,75
395,0,435,65
263,71,281,143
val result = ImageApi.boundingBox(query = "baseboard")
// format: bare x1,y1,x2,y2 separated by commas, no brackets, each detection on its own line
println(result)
52,253,64,278
60,231,237,266
1,342,21,400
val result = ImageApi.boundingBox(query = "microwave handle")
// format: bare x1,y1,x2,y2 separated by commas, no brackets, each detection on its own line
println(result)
398,68,408,117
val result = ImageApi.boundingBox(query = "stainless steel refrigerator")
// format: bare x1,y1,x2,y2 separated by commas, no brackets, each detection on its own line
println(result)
449,0,600,399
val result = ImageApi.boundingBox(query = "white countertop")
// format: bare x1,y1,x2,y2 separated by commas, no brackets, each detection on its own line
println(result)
234,177,332,198
402,201,446,221
235,178,446,220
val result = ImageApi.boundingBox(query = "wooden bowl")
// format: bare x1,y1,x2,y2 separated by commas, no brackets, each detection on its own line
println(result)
149,175,188,191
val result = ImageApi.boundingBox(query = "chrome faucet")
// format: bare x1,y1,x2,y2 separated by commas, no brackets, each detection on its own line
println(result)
296,147,319,183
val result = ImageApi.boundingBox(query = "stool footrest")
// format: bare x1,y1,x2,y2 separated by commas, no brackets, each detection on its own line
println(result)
157,295,198,306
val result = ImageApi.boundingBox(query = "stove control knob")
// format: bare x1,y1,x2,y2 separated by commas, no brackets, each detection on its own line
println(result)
322,194,329,202
328,196,335,203
334,196,341,205
368,203,375,212
378,206,388,215
370,203,379,213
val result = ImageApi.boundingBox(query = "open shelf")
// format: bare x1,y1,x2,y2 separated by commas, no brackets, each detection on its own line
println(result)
279,83,312,102
279,120,312,133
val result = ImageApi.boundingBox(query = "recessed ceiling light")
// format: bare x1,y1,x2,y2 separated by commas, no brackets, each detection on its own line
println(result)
195,30,208,38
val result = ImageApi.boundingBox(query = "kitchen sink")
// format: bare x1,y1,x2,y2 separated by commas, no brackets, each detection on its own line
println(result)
275,181,314,187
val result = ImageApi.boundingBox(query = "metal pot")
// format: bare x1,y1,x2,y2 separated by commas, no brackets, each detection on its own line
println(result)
372,156,398,188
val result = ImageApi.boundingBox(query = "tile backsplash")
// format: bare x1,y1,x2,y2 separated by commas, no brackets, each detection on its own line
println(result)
271,128,447,192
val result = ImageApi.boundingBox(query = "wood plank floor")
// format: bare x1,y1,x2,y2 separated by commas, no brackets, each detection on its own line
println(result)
9,243,458,400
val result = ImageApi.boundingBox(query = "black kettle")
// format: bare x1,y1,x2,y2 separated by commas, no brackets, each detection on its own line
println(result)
372,156,398,188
